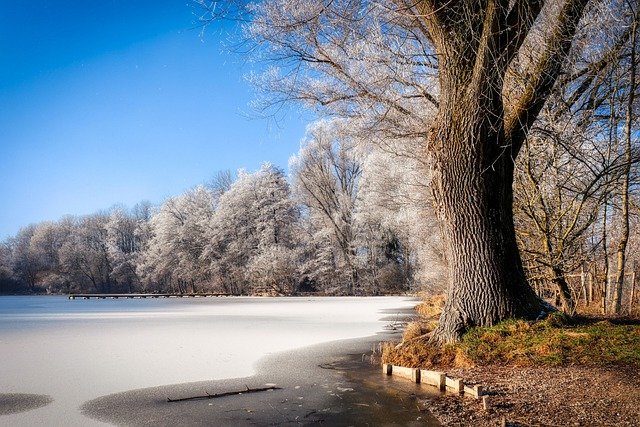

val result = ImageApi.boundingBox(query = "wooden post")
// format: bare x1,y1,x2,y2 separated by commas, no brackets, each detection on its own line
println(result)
383,363,392,375
482,395,490,410
437,372,446,391
412,368,421,384
474,385,483,397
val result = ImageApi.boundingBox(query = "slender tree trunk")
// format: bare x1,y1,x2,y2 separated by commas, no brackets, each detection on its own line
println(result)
612,157,631,314
550,266,576,314
602,198,610,315
581,263,587,307
612,15,637,314
588,267,594,304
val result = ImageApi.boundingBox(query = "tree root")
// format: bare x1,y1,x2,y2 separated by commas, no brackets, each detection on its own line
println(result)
166,385,282,403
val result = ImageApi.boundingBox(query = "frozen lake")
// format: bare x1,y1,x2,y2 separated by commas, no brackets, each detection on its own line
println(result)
0,295,416,426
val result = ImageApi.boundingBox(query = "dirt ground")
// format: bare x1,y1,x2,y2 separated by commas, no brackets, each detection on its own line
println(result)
423,365,640,426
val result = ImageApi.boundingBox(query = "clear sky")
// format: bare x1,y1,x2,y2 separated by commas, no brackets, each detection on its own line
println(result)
0,0,310,240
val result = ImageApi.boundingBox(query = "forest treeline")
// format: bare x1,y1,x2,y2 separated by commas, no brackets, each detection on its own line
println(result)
2,81,640,312
0,120,442,297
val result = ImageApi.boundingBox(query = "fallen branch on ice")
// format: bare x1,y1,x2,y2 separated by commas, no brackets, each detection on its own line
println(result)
166,385,282,403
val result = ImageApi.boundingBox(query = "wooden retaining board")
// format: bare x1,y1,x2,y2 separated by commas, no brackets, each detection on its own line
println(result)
383,364,484,399
392,365,420,383
445,377,464,393
420,370,446,391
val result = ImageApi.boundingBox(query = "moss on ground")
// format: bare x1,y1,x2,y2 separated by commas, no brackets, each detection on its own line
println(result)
383,313,640,368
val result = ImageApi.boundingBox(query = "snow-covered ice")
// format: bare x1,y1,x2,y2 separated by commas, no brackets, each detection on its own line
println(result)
0,295,416,426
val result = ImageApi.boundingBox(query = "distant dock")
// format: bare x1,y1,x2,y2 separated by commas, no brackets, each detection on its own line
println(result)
68,293,229,300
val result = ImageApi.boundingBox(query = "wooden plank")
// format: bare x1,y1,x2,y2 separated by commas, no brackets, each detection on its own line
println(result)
464,384,483,399
392,365,420,383
420,370,446,390
445,377,464,393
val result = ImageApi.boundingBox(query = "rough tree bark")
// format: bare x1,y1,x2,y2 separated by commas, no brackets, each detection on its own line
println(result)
429,122,545,341
416,0,592,343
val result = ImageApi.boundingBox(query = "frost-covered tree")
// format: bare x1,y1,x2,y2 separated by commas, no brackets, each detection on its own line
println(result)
106,207,146,292
290,119,435,294
246,245,299,295
357,141,444,294
28,219,74,293
204,164,300,294
514,2,640,313
59,214,112,293
289,120,361,294
206,169,235,201
9,225,41,292
0,240,18,293
137,186,215,293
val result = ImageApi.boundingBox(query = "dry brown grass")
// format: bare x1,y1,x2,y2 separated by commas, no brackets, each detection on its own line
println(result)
401,320,437,341
382,338,473,369
415,294,445,319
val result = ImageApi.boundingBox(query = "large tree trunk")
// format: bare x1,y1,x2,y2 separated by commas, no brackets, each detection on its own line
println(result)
428,110,546,343
417,0,590,343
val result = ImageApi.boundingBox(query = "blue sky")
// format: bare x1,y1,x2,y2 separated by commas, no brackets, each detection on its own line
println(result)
0,0,310,239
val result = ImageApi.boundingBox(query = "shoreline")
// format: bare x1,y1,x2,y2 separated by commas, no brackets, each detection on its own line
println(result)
81,311,442,426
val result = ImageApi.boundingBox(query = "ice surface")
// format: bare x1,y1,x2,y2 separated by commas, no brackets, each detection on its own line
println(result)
0,296,416,426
